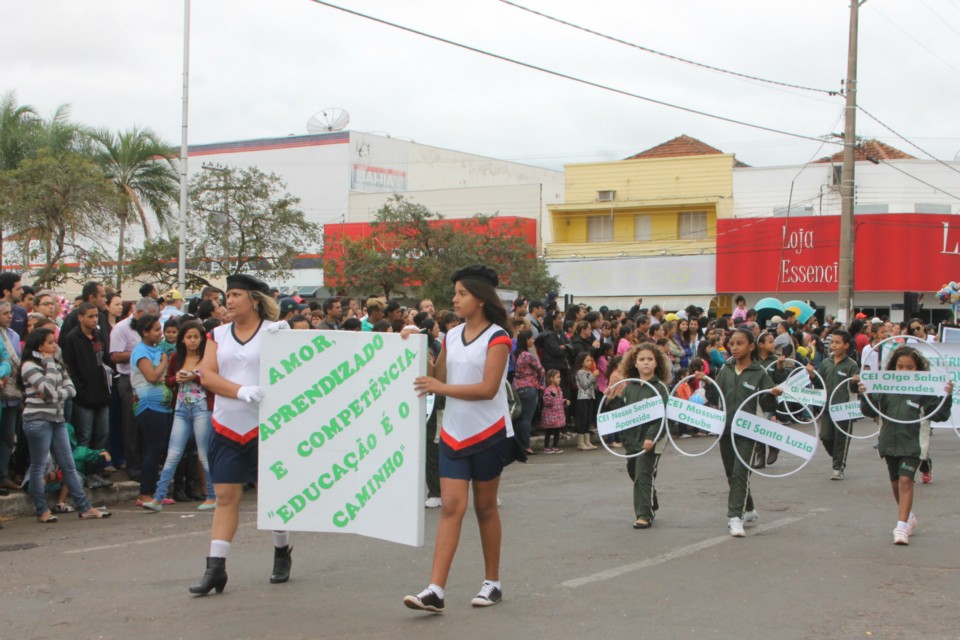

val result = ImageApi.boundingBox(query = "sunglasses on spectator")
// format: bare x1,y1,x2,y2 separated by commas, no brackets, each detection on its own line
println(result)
910,326,923,333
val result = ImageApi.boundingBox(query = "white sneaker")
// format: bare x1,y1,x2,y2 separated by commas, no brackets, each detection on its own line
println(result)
907,513,918,535
893,527,909,545
831,469,844,481
496,497,502,506
743,510,759,526
728,517,746,537
424,497,442,509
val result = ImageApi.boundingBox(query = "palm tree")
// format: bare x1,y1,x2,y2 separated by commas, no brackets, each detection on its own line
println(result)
0,92,39,264
90,126,179,289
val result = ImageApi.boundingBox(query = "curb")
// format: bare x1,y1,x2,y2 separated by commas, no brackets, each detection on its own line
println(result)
0,480,140,520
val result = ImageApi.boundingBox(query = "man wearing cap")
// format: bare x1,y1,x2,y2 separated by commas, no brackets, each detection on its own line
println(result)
278,297,306,323
160,290,186,320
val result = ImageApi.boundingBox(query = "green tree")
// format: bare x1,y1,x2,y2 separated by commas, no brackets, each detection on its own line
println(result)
2,150,119,287
90,126,179,289
328,195,559,303
128,166,320,286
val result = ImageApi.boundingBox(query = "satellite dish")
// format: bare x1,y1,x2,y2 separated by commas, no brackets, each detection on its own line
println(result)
307,108,350,133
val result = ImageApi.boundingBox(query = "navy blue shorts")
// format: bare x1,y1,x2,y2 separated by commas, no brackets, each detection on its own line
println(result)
209,434,258,485
439,438,509,482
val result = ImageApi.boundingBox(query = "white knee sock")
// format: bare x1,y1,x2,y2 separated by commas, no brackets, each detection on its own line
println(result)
272,530,290,548
210,539,231,558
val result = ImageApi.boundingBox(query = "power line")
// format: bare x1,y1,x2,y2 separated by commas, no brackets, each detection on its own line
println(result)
857,105,960,177
306,0,848,148
867,4,960,77
496,0,841,97
918,0,960,38
878,159,960,200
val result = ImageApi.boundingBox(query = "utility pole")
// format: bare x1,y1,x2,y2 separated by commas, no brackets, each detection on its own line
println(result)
837,0,864,325
178,0,191,292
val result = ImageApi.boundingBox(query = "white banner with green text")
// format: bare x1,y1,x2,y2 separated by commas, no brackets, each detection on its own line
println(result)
257,331,426,547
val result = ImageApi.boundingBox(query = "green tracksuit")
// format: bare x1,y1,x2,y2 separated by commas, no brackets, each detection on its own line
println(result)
860,390,951,459
621,379,669,521
816,356,860,472
706,360,778,519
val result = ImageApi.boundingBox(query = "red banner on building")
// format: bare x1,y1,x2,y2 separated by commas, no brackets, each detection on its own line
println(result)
717,213,960,293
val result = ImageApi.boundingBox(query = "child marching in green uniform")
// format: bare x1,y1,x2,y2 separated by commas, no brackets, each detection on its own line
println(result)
618,343,671,529
810,330,860,480
756,330,788,468
705,329,781,537
859,346,952,545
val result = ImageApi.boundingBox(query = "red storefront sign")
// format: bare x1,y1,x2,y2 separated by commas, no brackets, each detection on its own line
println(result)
717,213,960,293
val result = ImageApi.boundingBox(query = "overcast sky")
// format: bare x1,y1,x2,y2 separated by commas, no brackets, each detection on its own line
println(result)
4,0,960,170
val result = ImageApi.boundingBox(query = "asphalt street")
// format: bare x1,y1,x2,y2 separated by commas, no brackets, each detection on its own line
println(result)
2,426,958,640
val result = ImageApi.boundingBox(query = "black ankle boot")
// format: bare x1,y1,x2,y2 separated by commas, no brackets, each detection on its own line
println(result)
189,557,227,595
270,545,292,584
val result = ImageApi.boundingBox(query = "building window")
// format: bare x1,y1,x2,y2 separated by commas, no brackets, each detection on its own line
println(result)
916,203,951,214
678,211,707,239
634,214,652,241
854,205,889,214
587,215,614,242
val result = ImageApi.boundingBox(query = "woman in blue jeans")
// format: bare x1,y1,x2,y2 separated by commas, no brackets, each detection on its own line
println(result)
20,328,109,522
512,330,544,455
143,321,216,511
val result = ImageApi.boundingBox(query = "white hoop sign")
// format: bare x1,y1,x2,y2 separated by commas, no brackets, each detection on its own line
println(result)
731,389,820,479
860,336,950,426
827,382,876,440
765,358,826,423
665,374,726,457
595,378,667,459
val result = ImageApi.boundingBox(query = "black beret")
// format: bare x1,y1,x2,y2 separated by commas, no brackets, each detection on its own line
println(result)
450,264,498,287
225,273,270,294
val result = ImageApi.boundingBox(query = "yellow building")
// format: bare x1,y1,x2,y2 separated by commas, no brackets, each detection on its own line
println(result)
546,135,742,312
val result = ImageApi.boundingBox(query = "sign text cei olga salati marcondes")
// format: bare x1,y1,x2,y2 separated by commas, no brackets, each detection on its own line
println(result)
256,331,426,547
860,370,948,397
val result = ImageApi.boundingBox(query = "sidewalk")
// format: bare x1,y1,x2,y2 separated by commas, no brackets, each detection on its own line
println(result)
0,480,140,520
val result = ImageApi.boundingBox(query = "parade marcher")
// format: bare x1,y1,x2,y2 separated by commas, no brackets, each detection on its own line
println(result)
190,274,290,595
618,343,670,529
858,345,952,545
705,329,781,537
755,331,788,468
404,264,520,613
811,330,860,480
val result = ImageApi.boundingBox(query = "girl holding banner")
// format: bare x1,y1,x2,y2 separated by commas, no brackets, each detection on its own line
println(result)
618,344,671,529
858,346,952,545
405,264,519,613
190,274,290,596
705,329,781,538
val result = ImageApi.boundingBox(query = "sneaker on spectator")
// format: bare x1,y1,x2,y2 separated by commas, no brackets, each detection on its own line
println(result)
728,517,745,537
424,497,442,509
403,587,444,613
471,582,502,607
